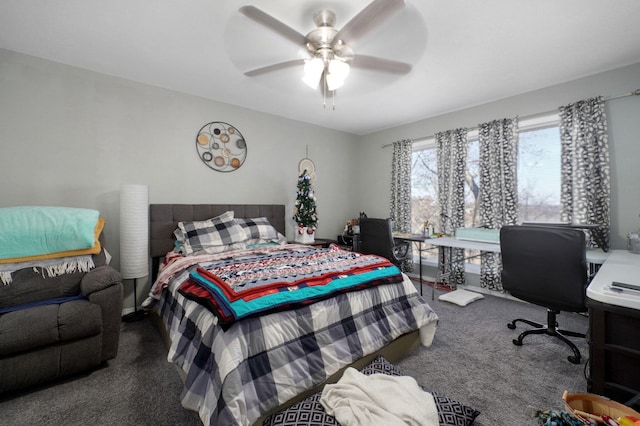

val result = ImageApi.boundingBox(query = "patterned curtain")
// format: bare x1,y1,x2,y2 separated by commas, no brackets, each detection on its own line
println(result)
478,117,518,291
559,96,610,250
436,128,468,286
390,139,413,272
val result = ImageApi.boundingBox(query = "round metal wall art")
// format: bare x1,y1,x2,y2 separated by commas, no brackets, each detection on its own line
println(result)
196,122,247,172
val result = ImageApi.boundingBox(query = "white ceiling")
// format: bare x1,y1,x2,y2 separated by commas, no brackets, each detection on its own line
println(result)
1,0,639,135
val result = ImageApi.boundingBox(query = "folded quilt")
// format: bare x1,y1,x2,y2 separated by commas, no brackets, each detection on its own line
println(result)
0,207,102,262
178,244,404,326
0,254,95,285
320,367,439,426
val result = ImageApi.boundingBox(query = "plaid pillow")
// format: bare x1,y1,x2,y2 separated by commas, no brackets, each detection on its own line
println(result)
235,217,286,245
175,211,248,255
174,211,234,244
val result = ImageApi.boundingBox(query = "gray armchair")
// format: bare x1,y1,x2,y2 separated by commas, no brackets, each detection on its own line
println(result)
0,264,123,394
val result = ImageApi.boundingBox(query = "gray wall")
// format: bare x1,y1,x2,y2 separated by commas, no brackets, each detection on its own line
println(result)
2,47,638,309
356,62,640,251
0,48,360,310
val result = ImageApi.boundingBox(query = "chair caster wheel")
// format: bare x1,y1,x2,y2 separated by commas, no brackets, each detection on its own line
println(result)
507,323,516,330
568,355,581,364
512,339,522,346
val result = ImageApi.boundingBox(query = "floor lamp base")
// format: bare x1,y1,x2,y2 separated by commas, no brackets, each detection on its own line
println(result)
121,277,148,323
122,309,149,322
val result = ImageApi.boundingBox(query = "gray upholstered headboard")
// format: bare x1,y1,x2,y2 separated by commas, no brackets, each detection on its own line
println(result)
149,204,286,278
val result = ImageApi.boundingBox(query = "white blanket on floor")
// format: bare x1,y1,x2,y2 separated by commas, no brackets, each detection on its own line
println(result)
319,367,439,426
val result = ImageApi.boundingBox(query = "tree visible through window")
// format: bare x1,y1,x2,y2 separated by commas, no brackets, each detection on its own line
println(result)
411,146,438,234
410,117,561,264
517,126,561,222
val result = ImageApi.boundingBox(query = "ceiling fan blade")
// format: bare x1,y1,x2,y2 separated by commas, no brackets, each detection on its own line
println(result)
350,55,412,74
332,0,405,47
239,6,307,47
244,59,305,77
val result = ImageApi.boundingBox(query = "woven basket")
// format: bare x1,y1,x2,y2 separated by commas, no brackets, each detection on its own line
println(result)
563,391,640,423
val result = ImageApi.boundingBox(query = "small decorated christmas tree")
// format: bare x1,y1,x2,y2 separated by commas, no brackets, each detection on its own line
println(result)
293,170,317,242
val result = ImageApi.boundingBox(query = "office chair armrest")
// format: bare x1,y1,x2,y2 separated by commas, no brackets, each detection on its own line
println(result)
393,241,410,261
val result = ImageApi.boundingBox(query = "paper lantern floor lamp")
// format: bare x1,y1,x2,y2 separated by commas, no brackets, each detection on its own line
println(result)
120,184,149,323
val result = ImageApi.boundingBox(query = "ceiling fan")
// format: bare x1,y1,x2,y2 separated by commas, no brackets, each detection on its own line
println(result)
239,0,412,106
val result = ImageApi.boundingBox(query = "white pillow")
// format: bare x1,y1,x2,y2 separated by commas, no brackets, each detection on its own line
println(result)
438,289,484,306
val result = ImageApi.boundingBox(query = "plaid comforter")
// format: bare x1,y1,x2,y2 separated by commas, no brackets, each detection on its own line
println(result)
153,244,439,426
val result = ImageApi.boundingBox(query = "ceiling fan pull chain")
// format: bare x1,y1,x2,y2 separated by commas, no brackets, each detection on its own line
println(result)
323,75,327,110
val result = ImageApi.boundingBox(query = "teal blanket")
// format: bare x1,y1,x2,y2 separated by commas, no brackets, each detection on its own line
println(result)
0,206,99,259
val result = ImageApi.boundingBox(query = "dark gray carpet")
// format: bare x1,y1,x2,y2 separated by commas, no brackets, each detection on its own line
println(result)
397,286,589,425
0,320,201,426
0,287,588,425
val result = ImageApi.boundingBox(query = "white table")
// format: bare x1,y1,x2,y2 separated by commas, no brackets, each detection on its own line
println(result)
428,236,501,253
428,236,608,263
392,233,430,297
586,250,640,310
425,236,610,298
584,250,640,405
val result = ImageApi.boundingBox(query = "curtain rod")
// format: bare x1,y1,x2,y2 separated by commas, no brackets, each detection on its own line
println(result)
381,88,640,148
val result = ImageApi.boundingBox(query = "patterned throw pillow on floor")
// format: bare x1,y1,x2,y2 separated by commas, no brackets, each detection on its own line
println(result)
264,355,481,426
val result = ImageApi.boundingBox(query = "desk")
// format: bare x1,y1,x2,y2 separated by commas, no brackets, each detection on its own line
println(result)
585,250,640,408
586,250,640,310
429,237,501,252
428,237,501,297
426,236,608,296
393,234,429,297
391,235,608,300
429,236,607,262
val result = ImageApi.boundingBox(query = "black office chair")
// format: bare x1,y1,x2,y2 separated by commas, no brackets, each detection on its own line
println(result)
359,218,411,268
500,225,588,364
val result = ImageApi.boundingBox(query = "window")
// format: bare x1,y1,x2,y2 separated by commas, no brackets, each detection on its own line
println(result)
410,137,482,233
411,143,438,233
516,125,561,222
411,143,439,263
464,139,480,227
410,114,561,265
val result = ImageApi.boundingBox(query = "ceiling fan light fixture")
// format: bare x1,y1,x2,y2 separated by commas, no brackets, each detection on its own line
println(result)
328,59,350,80
326,59,350,91
326,73,345,91
302,57,324,89
240,1,413,106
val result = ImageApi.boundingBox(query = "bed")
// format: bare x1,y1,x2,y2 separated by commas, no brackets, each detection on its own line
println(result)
146,204,439,426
